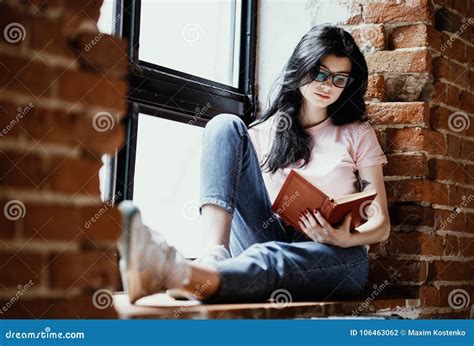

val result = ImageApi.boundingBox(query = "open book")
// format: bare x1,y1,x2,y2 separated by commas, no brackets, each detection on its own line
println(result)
271,169,377,233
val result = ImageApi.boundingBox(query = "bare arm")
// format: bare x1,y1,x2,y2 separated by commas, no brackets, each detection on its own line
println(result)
346,164,391,247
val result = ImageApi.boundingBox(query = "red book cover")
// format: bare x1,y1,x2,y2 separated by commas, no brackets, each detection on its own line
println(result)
271,169,377,233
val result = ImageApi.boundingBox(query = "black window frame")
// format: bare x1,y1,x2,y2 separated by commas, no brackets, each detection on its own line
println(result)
107,0,258,204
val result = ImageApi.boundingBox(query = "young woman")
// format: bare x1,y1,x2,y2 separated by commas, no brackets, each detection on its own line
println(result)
118,23,390,304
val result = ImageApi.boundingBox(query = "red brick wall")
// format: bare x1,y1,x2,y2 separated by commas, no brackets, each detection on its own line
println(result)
349,0,473,318
0,0,127,318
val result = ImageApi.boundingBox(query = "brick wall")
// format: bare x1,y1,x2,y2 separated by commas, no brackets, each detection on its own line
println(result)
347,0,473,318
0,0,128,318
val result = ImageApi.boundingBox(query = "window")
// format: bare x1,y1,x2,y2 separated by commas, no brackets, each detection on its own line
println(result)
99,0,257,257
139,0,242,86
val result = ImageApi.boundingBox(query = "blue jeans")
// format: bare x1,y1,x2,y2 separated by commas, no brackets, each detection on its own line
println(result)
198,113,369,303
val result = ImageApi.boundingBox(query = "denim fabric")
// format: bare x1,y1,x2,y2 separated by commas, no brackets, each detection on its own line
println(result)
199,113,369,303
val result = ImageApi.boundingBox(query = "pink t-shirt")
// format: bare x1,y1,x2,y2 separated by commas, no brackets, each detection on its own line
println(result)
248,115,388,251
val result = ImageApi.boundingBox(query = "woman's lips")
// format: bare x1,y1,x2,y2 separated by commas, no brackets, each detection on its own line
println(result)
315,92,330,99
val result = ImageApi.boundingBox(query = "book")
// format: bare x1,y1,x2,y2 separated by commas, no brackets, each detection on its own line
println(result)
271,169,377,233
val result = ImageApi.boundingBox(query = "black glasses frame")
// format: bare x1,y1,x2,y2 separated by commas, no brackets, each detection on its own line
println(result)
310,67,354,88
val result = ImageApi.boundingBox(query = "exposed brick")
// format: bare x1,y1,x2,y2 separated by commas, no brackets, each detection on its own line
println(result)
389,204,434,227
420,284,474,308
49,156,101,195
385,128,447,156
461,139,474,161
435,208,466,232
49,249,118,290
446,134,462,159
428,158,465,184
448,184,474,206
388,24,429,49
366,50,432,73
79,204,122,244
432,81,448,104
434,8,471,42
386,232,444,256
461,90,474,114
444,235,460,256
437,31,467,64
459,238,474,257
433,56,471,90
430,106,471,136
0,200,16,240
465,163,474,185
0,100,26,140
465,213,474,235
0,55,55,97
0,251,45,287
0,294,117,318
367,102,429,125
30,15,76,58
366,74,386,101
384,154,428,177
0,151,46,190
0,3,28,49
73,33,129,77
1,103,125,156
351,25,385,50
369,258,428,284
58,69,127,113
363,1,432,24
386,180,448,205
427,260,474,281
21,202,121,244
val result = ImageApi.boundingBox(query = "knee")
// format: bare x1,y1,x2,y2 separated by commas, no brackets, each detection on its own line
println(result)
244,241,285,269
204,113,246,139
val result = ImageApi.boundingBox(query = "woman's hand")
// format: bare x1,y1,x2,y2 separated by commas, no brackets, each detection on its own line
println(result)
297,209,353,248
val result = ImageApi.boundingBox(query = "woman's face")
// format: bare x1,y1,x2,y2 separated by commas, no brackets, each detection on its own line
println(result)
299,55,352,107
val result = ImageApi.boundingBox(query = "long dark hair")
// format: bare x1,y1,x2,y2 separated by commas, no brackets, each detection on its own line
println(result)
249,23,369,174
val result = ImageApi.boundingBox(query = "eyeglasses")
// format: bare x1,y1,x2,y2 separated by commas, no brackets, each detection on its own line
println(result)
309,67,354,88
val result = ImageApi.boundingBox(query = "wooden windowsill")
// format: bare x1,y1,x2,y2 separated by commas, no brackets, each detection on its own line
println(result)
113,292,419,319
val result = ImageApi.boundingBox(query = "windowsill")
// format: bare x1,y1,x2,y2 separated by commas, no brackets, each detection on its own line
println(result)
113,292,419,319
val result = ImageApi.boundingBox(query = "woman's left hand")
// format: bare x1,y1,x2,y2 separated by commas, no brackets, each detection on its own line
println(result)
298,209,353,248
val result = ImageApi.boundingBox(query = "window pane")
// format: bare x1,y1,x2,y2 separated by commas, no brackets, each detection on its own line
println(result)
133,114,205,258
97,0,116,35
139,0,241,87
